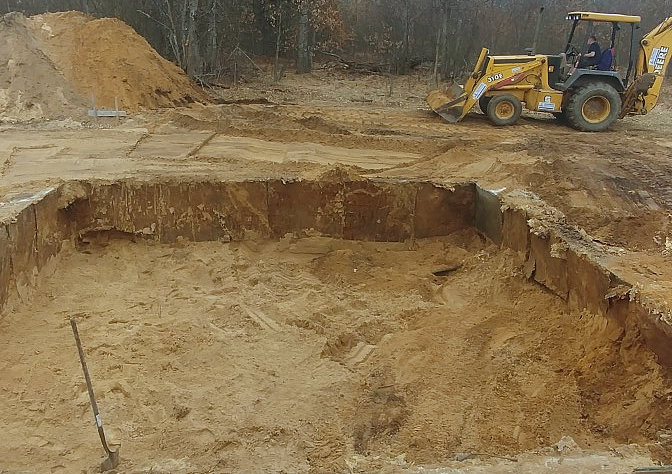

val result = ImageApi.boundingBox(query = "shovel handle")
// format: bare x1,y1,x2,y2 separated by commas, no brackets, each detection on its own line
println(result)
70,318,114,456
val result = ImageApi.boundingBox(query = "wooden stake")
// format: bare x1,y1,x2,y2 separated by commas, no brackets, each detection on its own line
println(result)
91,93,97,123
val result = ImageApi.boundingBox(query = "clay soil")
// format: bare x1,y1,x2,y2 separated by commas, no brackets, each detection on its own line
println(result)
1,46,672,472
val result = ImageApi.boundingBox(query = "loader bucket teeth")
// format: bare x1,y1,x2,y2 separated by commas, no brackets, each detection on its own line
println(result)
426,87,467,123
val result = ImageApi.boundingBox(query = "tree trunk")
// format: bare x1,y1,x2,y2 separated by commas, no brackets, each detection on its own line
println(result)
397,0,410,74
297,1,311,74
164,0,183,67
253,0,274,55
180,0,188,58
185,0,201,76
274,12,282,82
433,2,447,85
440,0,454,79
208,0,218,73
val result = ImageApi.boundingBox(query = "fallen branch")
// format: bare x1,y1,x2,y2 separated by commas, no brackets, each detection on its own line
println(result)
316,50,390,74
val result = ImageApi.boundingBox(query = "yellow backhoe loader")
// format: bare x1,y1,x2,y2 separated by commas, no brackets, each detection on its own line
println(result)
427,11,672,131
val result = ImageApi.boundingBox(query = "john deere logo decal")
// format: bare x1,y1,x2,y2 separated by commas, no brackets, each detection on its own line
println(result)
650,47,669,73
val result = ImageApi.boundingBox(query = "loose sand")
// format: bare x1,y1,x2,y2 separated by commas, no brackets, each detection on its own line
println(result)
0,13,85,121
0,11,206,122
29,12,207,111
1,230,669,472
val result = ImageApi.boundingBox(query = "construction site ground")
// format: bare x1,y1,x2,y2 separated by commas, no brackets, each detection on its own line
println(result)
2,69,672,472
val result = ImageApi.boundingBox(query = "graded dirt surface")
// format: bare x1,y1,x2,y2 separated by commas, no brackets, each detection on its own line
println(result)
2,73,671,257
0,232,667,472
2,74,671,308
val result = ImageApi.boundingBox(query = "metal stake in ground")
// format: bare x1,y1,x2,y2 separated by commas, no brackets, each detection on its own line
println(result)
70,318,120,471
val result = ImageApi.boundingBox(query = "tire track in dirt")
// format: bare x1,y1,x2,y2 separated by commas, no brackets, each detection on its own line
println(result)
606,151,672,210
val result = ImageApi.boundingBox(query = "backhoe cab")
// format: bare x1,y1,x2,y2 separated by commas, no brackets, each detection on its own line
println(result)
427,11,672,131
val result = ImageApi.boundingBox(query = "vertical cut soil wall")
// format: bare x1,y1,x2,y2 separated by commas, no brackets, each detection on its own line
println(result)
0,178,670,367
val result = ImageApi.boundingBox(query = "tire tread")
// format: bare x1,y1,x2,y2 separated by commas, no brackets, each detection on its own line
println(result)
565,82,621,132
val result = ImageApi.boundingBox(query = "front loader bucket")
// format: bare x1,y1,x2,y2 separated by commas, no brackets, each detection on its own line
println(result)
426,84,467,123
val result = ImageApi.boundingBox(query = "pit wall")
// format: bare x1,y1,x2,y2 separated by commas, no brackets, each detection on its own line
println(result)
476,189,672,367
1,178,671,367
65,179,475,243
0,179,475,309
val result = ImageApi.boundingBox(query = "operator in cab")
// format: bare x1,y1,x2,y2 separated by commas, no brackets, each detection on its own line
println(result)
578,35,602,68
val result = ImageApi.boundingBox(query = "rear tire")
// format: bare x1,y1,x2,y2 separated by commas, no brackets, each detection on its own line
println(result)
486,95,522,126
565,82,621,131
479,96,492,113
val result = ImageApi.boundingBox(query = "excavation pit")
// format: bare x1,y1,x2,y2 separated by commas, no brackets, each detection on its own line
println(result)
0,178,670,472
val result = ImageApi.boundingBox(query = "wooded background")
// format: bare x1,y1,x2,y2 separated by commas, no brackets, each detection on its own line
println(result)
3,0,671,81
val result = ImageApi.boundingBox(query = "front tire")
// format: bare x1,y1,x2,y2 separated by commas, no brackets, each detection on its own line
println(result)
565,82,621,131
486,95,522,126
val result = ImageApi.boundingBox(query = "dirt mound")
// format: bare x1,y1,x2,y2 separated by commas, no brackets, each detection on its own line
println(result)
296,115,352,135
0,13,85,121
0,11,206,121
29,11,206,112
317,165,365,182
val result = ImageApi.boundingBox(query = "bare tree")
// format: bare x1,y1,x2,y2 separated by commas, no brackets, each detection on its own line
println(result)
296,0,311,73
2,0,669,80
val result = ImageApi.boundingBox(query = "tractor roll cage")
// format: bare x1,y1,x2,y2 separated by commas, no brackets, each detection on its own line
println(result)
564,11,641,85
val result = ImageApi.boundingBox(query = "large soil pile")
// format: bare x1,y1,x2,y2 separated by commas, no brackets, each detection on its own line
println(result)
29,12,206,111
0,12,85,121
0,11,206,121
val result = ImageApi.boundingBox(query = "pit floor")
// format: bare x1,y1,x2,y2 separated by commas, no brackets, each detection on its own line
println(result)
0,231,666,472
